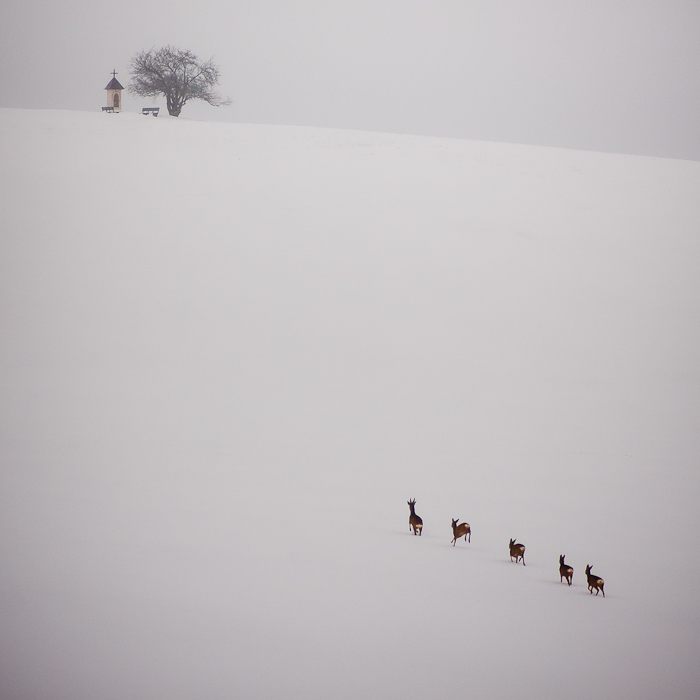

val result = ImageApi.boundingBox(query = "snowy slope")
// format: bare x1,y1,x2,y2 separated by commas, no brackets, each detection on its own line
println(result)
1,108,699,700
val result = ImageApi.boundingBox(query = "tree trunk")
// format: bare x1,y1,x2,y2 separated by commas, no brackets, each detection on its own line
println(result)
166,93,183,117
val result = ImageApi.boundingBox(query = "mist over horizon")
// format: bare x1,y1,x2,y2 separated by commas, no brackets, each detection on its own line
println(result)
1,0,699,160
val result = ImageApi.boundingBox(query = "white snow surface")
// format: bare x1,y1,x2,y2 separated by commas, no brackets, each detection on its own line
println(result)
1,108,700,700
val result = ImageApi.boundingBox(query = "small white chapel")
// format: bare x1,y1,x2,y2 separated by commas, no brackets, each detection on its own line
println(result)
104,71,124,112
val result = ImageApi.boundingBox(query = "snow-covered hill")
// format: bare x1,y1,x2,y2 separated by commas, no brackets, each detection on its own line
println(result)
1,108,699,700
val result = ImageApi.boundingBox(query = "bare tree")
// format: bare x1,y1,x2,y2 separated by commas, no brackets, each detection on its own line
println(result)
128,46,231,117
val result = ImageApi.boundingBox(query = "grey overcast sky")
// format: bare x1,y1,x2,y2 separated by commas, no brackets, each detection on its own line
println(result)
1,0,699,160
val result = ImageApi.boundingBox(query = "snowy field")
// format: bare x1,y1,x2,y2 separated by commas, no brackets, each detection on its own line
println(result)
1,107,699,700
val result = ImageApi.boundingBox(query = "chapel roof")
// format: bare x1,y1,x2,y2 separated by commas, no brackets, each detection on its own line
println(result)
104,77,124,90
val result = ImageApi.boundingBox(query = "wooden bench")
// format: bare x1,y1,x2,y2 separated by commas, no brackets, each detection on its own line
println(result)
102,106,115,113
142,107,160,116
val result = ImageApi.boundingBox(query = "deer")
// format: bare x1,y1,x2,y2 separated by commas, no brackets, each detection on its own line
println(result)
407,499,423,536
585,565,605,597
451,518,471,545
509,538,526,565
559,555,574,586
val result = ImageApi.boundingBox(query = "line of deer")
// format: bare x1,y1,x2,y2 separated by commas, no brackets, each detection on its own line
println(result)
407,500,605,597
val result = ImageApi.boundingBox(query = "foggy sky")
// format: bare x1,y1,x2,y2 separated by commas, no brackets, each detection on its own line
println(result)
1,0,699,160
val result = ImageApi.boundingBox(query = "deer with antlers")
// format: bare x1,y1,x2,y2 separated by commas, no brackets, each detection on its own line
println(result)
407,499,423,536
559,555,574,585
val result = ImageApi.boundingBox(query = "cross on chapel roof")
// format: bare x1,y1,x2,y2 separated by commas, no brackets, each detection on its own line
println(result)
104,69,124,91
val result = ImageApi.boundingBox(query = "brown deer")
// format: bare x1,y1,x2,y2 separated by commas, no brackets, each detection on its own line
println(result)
407,499,423,536
509,538,526,565
559,555,574,585
451,518,471,545
585,565,605,597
